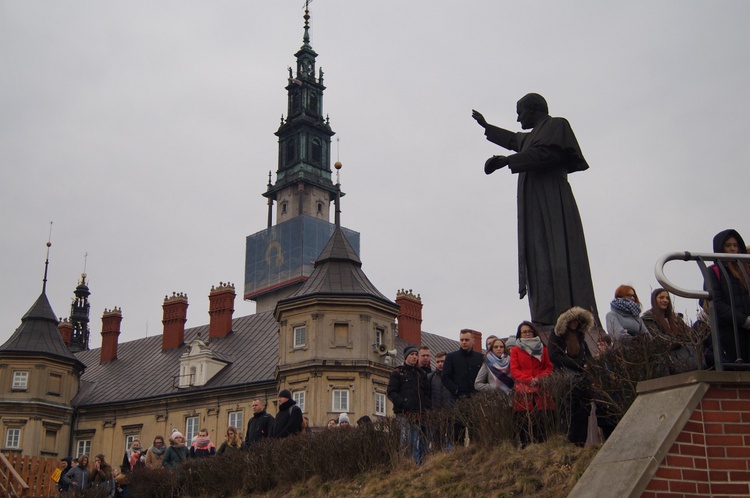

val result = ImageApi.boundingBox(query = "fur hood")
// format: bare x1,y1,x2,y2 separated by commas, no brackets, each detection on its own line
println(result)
554,307,595,337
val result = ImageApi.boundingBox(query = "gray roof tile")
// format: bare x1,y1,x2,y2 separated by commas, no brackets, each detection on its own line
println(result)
0,292,83,367
73,312,278,407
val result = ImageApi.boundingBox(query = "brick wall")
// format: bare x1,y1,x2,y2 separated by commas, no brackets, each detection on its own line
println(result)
642,385,750,498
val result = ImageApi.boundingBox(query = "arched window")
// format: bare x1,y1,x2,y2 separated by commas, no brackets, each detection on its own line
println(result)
309,92,318,115
286,140,295,165
311,139,322,165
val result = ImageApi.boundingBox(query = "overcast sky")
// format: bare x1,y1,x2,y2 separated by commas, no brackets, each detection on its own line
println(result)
2,1,749,349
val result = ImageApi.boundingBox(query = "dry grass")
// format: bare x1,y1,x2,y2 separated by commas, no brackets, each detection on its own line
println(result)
248,437,599,498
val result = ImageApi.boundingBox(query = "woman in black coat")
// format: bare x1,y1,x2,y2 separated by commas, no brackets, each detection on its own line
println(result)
549,307,594,447
707,229,750,364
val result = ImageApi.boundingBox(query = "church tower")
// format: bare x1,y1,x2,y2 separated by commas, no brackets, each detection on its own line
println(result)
245,6,360,312
68,273,91,352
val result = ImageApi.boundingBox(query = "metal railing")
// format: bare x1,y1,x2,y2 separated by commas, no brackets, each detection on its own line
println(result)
655,251,750,371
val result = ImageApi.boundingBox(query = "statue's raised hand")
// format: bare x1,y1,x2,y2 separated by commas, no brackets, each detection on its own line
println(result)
472,109,487,128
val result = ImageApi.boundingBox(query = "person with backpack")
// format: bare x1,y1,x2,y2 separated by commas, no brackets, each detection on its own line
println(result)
270,389,303,438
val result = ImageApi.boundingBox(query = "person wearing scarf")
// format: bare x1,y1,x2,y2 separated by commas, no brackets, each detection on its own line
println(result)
605,285,649,341
475,338,514,393
510,321,554,446
549,307,594,447
707,229,750,363
162,431,189,468
145,436,167,468
190,428,216,458
120,439,146,474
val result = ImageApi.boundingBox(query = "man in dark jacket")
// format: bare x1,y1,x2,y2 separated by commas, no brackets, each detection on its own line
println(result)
387,346,429,464
245,399,274,446
270,390,302,438
426,352,454,451
441,330,483,446
442,329,483,399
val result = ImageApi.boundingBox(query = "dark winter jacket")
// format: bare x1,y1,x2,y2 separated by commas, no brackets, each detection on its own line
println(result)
387,362,429,414
62,463,90,490
707,229,750,361
270,399,303,438
245,410,275,445
441,348,483,398
427,369,454,410
162,444,189,468
549,306,593,373
57,457,73,492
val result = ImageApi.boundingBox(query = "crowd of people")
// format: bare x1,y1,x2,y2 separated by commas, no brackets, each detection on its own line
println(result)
53,227,749,490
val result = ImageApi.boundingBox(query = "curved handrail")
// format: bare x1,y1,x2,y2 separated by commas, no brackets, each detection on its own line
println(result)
655,251,750,299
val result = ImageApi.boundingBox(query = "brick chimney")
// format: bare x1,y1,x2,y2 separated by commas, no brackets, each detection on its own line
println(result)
471,329,483,353
100,307,122,364
162,292,188,351
395,289,422,345
209,282,235,339
58,318,73,347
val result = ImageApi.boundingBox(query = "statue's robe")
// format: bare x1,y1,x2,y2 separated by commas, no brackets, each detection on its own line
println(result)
484,116,599,326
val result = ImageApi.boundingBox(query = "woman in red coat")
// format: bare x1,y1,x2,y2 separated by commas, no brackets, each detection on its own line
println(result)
510,321,555,446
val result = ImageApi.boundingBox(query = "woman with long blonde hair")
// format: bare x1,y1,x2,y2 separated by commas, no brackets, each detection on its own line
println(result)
217,426,246,454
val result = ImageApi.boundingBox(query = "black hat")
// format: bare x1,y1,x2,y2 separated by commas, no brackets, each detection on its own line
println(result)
403,346,418,358
279,389,292,399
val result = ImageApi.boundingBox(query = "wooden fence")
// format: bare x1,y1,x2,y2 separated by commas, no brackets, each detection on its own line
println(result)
0,453,59,498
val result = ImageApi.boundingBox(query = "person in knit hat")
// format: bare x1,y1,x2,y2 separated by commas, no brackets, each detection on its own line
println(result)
387,345,429,464
270,389,303,438
337,412,351,428
162,431,189,468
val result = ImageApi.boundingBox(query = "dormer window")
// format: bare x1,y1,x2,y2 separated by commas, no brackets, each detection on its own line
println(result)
177,336,228,388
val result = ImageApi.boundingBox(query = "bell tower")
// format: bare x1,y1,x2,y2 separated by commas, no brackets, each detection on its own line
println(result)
245,5,360,312
69,273,91,352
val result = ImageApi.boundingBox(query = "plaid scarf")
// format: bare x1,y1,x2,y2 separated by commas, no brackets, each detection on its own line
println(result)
485,352,514,389
610,297,641,317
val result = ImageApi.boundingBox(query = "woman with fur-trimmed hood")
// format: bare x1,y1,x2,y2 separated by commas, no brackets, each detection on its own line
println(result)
549,306,594,447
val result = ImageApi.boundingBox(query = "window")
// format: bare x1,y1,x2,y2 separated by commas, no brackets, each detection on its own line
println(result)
125,434,140,450
293,325,306,348
44,429,57,451
185,416,199,442
334,323,348,346
332,389,349,412
293,391,306,412
375,393,386,416
375,328,384,348
75,439,91,458
5,428,20,448
47,373,62,395
12,371,28,390
281,201,288,215
228,411,243,430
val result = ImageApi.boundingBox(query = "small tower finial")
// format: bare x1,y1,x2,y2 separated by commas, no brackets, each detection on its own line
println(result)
302,0,312,47
42,221,53,293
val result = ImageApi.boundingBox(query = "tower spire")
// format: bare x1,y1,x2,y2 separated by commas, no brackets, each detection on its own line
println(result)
302,0,312,48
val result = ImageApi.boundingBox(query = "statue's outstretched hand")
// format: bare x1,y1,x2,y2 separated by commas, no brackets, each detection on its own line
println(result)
484,155,508,175
472,109,487,128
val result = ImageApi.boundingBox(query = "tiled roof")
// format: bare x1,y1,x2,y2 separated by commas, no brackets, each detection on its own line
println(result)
0,292,84,368
279,227,396,309
72,311,279,407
